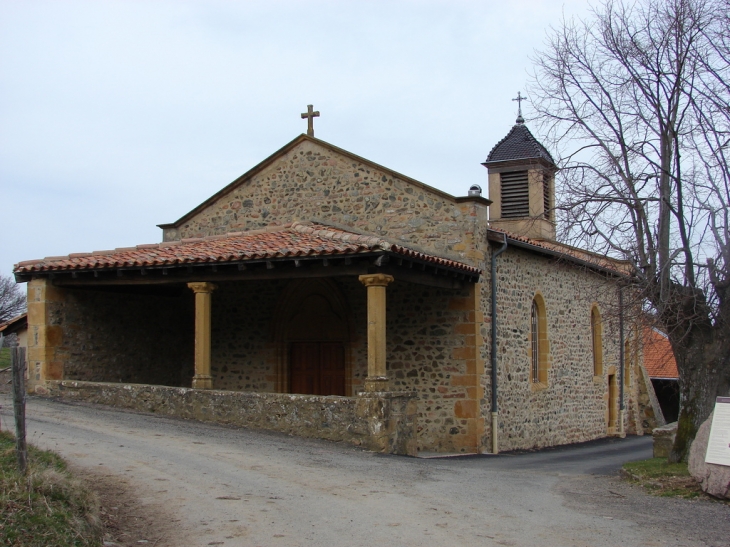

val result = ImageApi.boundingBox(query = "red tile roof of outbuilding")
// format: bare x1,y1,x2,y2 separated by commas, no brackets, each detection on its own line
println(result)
14,222,481,276
643,327,678,379
0,313,27,335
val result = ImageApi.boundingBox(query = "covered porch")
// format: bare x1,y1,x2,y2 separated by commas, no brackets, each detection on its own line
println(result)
16,223,483,455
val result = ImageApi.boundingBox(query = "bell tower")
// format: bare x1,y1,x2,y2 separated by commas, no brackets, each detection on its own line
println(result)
483,98,557,241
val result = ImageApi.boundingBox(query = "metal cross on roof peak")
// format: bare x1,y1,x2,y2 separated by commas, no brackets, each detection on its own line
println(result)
512,92,527,124
301,104,320,137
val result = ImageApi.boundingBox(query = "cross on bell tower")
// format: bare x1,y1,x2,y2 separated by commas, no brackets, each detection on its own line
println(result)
301,104,320,137
512,92,526,124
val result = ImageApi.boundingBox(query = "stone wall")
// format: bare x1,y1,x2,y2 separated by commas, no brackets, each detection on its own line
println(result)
482,246,632,451
209,280,284,392
34,274,477,454
40,380,418,456
56,287,194,387
209,276,480,454
385,282,480,453
162,138,489,267
27,279,195,391
206,277,366,395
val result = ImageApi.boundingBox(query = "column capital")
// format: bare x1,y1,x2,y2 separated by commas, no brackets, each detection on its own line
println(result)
187,282,218,294
358,274,394,288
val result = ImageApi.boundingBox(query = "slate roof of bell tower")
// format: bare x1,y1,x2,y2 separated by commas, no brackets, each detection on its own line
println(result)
484,123,555,165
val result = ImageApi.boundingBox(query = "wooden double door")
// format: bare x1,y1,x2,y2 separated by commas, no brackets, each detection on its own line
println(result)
290,341,346,396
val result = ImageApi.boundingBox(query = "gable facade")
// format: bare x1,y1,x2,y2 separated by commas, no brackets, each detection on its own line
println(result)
160,136,490,267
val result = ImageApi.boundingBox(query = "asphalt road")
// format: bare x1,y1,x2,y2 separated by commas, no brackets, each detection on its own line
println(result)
1,394,728,547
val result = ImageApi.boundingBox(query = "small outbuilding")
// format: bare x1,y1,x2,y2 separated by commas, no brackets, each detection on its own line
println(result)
643,327,679,423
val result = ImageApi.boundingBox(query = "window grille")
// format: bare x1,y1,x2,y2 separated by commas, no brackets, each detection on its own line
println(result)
543,174,551,219
501,171,529,218
531,300,539,382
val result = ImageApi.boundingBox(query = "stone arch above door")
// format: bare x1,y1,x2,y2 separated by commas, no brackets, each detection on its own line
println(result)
273,279,353,396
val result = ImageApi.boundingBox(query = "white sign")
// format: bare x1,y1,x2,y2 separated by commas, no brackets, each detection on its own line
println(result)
705,397,730,467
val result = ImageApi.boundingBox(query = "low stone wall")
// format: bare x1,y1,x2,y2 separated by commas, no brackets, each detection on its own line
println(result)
38,381,418,456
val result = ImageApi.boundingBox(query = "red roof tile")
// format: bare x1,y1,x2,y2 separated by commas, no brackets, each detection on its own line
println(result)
14,222,480,276
488,227,632,275
643,327,678,379
0,313,27,335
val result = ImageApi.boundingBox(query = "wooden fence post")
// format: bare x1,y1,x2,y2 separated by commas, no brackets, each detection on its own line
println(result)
12,347,28,475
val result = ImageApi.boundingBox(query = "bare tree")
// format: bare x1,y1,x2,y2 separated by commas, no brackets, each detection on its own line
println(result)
0,273,27,325
529,0,729,461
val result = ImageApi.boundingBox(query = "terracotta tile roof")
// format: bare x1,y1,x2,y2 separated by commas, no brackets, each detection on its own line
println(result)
485,123,555,165
643,327,678,379
0,313,27,335
488,228,632,275
14,222,481,276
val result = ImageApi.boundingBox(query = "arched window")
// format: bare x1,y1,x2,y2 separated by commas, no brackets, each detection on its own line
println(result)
530,294,548,385
591,305,603,376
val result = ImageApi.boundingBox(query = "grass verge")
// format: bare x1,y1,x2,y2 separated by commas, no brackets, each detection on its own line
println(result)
0,347,10,369
622,457,706,499
0,430,102,546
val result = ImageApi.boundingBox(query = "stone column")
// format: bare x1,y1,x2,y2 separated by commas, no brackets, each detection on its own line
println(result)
188,282,217,389
358,274,394,392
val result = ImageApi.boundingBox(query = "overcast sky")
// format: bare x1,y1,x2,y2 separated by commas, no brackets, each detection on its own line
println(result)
0,0,592,277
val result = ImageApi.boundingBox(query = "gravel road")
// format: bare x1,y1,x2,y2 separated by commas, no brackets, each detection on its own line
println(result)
1,394,727,547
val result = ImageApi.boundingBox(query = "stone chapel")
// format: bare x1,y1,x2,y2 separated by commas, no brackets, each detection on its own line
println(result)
15,109,662,456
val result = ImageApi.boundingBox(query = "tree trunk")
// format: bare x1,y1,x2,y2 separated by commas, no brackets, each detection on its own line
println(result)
668,318,730,462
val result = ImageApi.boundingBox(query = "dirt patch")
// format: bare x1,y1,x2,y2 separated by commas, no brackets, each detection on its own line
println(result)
73,466,185,547
558,474,730,547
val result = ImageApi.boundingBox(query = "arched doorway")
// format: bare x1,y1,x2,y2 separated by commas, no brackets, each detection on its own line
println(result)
274,279,352,396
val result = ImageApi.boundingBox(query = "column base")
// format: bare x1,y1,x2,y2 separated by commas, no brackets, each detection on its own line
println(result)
192,375,213,389
363,377,389,392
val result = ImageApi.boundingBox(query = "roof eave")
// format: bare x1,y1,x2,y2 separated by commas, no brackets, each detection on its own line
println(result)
0,313,28,334
481,157,557,171
488,229,632,278
15,249,481,285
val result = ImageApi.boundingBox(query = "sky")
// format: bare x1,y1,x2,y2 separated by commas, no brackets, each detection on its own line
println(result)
0,0,593,277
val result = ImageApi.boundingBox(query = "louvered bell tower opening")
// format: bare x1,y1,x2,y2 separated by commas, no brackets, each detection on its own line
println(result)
543,174,552,220
500,171,529,218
